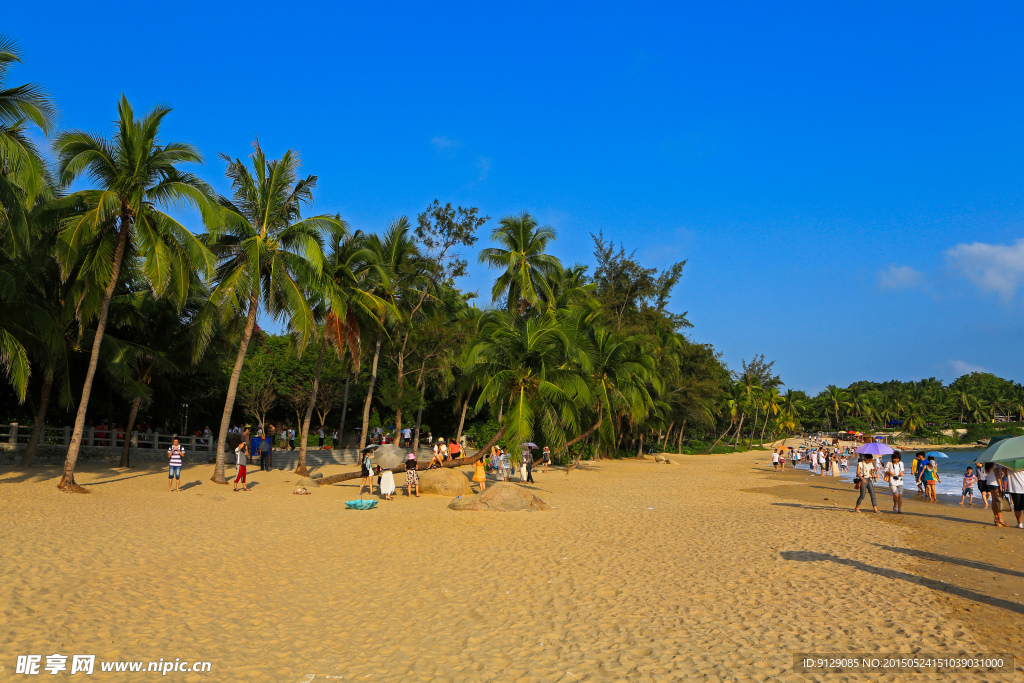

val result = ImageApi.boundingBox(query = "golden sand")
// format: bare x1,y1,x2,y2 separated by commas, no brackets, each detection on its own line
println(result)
0,450,1021,681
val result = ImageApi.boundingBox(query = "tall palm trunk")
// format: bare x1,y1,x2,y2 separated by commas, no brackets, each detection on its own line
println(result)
677,417,686,453
664,422,675,452
637,432,644,457
296,329,328,477
393,331,410,435
759,411,770,446
731,413,745,448
456,392,470,445
120,395,142,468
412,369,426,452
20,367,53,467
59,222,129,492
338,371,350,445
748,404,760,446
359,334,382,449
212,291,260,484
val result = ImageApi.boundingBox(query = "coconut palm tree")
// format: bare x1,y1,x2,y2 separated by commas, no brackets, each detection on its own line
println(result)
0,34,56,200
53,96,214,492
478,212,561,313
467,310,589,457
759,386,781,445
196,139,336,484
293,222,387,476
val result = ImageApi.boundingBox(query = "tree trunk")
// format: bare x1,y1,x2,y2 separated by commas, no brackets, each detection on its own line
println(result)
456,392,470,445
317,423,507,486
393,331,410,435
296,330,328,477
705,421,736,453
338,371,350,445
59,221,130,492
20,367,54,467
412,371,426,453
637,433,644,458
677,417,686,453
119,395,142,468
749,405,760,446
565,412,603,449
359,334,383,449
212,291,260,484
664,422,674,453
759,411,770,446
731,413,745,447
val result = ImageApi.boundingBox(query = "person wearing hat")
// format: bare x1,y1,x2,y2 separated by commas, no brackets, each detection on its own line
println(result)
405,453,420,497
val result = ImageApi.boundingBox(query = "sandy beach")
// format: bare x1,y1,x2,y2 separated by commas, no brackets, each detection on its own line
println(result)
1,450,1021,682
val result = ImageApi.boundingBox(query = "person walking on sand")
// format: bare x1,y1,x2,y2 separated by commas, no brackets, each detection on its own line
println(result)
984,463,1009,527
779,448,786,471
912,452,927,498
523,447,535,483
975,460,991,509
234,440,250,491
167,437,184,492
1006,465,1024,529
884,452,905,513
359,451,374,496
405,453,420,497
317,427,325,450
771,449,779,470
542,445,551,473
854,453,879,513
500,448,512,482
380,465,396,501
960,467,977,507
473,455,487,492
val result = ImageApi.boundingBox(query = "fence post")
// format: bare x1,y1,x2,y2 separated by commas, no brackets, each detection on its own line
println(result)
63,426,70,446
87,427,94,447
131,430,138,447
9,422,17,445
154,430,160,451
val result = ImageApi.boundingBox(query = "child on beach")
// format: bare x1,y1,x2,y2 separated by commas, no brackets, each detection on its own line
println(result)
921,456,940,503
234,441,250,491
500,449,512,481
379,465,396,501
960,467,977,507
405,454,420,497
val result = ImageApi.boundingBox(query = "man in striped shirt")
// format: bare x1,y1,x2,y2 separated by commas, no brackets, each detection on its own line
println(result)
168,437,184,492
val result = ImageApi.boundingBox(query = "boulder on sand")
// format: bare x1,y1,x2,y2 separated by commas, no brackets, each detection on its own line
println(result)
294,477,318,491
448,482,550,512
418,468,474,497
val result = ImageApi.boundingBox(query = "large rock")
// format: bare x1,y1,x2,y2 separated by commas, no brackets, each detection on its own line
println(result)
418,468,474,497
294,477,318,491
448,482,550,512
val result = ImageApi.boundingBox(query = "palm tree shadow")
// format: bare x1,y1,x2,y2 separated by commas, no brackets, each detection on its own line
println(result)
81,471,158,486
870,543,1024,578
779,550,1024,615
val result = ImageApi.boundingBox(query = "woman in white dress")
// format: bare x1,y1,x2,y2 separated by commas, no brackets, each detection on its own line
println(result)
379,465,396,501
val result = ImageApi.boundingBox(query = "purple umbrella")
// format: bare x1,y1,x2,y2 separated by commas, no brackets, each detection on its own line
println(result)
855,442,894,455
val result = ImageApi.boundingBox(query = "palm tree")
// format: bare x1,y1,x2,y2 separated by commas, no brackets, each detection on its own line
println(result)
0,34,57,199
468,310,589,457
478,212,561,313
824,385,848,430
197,139,335,484
53,96,214,492
293,222,386,476
759,386,781,445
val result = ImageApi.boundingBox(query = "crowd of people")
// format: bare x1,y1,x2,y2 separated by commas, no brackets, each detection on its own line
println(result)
768,436,1024,529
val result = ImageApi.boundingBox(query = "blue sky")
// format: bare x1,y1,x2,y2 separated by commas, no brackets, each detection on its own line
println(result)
8,0,1023,392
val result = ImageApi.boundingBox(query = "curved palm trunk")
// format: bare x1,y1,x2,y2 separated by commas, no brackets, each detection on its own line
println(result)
456,392,470,445
20,367,53,467
59,223,130,492
296,330,328,477
212,292,260,484
677,417,686,453
119,395,142,467
637,433,644,458
759,412,770,446
705,420,735,453
359,334,382,449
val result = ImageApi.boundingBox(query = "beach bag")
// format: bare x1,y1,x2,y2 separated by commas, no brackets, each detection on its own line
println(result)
853,477,862,490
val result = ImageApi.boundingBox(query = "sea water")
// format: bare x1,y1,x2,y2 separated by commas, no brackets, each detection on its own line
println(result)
795,449,988,500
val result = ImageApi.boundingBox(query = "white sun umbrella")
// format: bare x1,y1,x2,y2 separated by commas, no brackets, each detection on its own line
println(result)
373,443,406,470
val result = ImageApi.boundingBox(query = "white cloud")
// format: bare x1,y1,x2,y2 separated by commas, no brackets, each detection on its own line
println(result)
475,157,492,182
945,238,1024,302
430,136,462,154
950,359,986,375
877,264,925,291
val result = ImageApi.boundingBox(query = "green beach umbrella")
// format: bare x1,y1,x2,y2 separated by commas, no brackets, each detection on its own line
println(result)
976,435,1024,471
